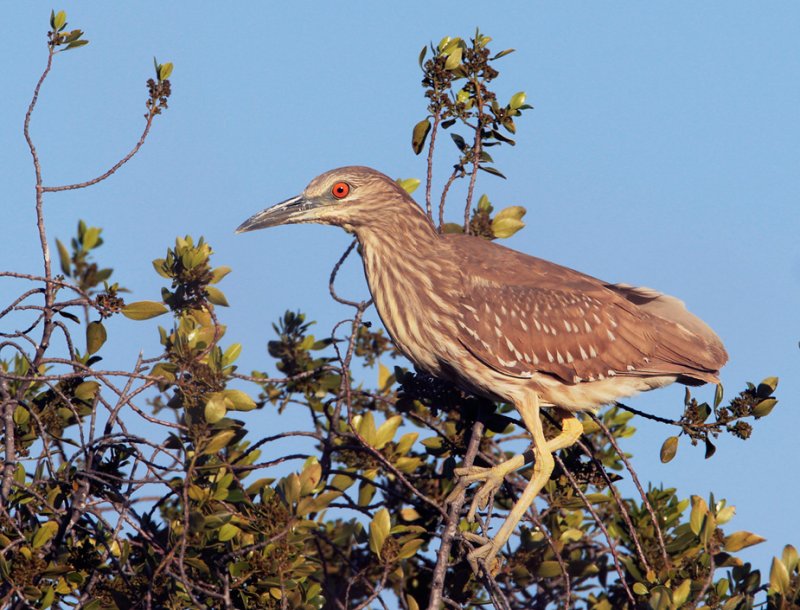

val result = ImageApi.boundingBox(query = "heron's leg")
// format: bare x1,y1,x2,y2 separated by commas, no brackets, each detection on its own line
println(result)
450,409,583,522
466,397,582,574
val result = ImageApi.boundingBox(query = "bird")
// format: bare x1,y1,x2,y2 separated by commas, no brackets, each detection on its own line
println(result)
236,166,728,572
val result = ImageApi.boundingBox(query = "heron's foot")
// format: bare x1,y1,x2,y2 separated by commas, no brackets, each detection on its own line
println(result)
452,464,508,522
466,539,502,576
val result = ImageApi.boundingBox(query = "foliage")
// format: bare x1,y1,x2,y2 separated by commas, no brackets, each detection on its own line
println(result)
1,13,795,610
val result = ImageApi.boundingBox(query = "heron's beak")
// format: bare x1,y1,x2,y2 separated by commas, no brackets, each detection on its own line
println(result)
236,195,320,233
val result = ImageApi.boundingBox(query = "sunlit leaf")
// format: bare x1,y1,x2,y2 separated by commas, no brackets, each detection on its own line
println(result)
396,177,421,194
369,508,391,559
723,531,766,552
56,239,71,276
32,521,59,549
86,321,107,356
411,119,431,155
660,436,679,463
122,301,168,320
206,286,229,307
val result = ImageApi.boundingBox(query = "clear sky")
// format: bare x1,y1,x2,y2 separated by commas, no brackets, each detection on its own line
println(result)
3,2,798,577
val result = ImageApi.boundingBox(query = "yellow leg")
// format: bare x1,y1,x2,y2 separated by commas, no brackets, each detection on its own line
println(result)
465,395,583,573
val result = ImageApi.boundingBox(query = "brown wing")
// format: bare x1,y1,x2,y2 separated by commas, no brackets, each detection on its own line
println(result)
455,281,659,384
446,234,726,385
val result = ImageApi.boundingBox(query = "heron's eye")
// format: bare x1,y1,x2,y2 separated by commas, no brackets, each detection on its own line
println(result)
331,182,350,200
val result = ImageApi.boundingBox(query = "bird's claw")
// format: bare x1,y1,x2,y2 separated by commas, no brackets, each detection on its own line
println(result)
451,465,507,522
466,540,502,576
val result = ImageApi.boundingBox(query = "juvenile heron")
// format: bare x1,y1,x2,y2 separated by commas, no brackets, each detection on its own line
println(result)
237,166,728,570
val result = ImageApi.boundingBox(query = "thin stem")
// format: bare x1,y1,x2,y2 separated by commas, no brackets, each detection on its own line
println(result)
427,419,484,610
41,107,157,193
463,78,485,234
591,413,670,569
425,112,441,222
438,168,460,231
553,452,637,608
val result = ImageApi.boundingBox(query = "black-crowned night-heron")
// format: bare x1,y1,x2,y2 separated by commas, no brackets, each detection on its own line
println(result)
237,166,728,571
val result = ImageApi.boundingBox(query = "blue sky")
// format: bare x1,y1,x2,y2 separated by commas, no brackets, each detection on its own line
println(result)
3,2,798,576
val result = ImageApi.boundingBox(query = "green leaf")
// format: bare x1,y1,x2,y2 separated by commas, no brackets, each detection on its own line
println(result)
210,266,232,284
330,473,355,491
223,389,256,411
64,40,89,50
444,47,462,70
396,177,421,194
659,436,679,463
492,48,515,60
56,239,71,276
222,343,242,366
82,227,101,250
714,383,724,408
74,381,100,402
753,398,777,418
757,376,779,397
479,165,507,179
491,217,524,239
355,412,377,446
158,62,174,80
205,393,227,423
536,561,563,578
203,430,236,455
377,363,392,390
374,415,402,449
690,495,708,536
672,579,691,606
13,406,30,426
509,91,526,110
206,286,229,306
122,301,168,320
494,205,526,222
418,45,427,68
32,521,59,549
632,583,648,596
769,556,790,595
52,11,67,31
723,531,766,552
369,508,391,559
450,133,466,151
86,321,107,356
411,119,431,155
218,523,240,542
397,538,425,560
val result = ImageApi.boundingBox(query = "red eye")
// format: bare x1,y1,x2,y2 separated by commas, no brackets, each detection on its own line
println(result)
332,182,350,199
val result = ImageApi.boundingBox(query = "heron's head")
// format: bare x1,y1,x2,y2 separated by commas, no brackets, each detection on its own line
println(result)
236,166,417,234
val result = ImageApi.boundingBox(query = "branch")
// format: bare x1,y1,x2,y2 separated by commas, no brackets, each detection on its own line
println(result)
41,100,159,193
425,111,441,222
427,419,484,610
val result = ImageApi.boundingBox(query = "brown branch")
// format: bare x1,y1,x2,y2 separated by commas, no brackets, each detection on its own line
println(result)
40,107,157,193
0,379,17,501
425,111,441,222
328,239,361,307
463,78,485,234
591,413,670,569
427,419,484,610
438,167,460,231
553,452,636,608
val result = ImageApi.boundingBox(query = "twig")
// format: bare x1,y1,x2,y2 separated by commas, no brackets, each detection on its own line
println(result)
553,452,636,608
425,111,441,222
427,419,484,610
41,104,157,193
438,168,460,231
463,77,485,234
591,412,670,569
